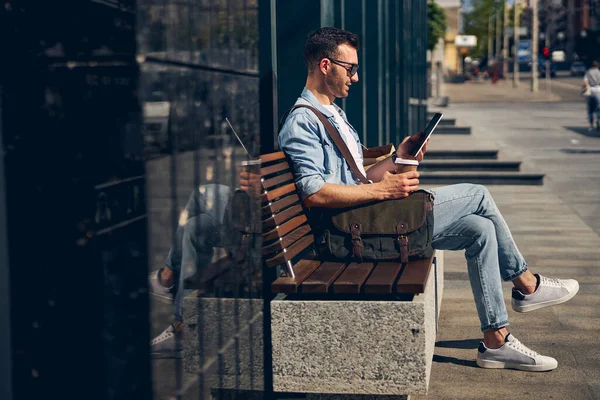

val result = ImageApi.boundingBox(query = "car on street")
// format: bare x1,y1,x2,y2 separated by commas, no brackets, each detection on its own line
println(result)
570,61,587,77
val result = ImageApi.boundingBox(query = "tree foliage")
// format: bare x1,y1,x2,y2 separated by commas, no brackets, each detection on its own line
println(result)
462,0,505,59
427,0,447,51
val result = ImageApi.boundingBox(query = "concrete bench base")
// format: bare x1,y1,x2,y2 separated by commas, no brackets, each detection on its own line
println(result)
271,253,444,396
307,395,408,400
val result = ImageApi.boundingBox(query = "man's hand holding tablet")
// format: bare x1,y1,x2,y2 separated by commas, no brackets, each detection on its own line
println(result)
395,113,443,161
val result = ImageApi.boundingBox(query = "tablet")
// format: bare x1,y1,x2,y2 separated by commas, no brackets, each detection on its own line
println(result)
409,112,443,157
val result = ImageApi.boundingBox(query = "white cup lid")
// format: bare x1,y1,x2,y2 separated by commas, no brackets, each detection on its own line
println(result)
395,158,419,166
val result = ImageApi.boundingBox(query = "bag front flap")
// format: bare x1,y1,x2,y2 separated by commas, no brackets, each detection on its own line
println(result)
330,191,429,235
362,144,395,159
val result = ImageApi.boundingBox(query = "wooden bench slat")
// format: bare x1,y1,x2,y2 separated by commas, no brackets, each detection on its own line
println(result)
363,262,404,294
263,224,312,256
262,214,308,242
332,262,375,294
262,193,301,217
396,257,434,294
262,172,294,191
263,183,296,203
301,262,347,294
271,259,322,294
265,235,315,268
260,162,290,178
262,204,303,230
260,151,286,164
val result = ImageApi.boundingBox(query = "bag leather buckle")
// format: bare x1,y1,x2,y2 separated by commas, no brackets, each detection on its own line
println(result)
351,221,364,262
397,235,409,264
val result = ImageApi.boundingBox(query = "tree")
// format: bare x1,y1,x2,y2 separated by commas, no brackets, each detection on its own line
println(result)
427,0,447,51
462,0,505,59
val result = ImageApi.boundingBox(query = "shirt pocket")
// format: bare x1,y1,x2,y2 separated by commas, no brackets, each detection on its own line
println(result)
323,141,342,174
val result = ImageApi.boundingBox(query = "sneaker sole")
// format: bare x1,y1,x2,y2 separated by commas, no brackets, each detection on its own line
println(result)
151,351,183,360
149,292,174,304
477,358,557,372
511,283,579,313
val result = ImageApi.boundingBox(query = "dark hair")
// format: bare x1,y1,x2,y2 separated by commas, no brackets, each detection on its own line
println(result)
303,27,360,73
593,60,599,68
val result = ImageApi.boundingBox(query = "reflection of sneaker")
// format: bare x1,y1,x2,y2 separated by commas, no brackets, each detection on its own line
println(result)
149,268,174,304
151,325,182,359
477,333,557,372
512,274,579,313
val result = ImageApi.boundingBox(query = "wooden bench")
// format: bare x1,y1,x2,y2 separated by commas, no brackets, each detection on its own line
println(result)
261,151,443,397
261,151,435,298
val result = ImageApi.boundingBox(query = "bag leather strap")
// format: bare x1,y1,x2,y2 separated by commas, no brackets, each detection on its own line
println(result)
281,105,371,185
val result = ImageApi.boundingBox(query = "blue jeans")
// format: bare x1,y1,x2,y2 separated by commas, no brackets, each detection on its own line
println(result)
165,184,232,321
587,93,600,126
431,184,527,332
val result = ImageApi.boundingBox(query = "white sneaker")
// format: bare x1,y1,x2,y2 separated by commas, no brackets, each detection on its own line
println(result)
477,333,557,372
149,268,174,304
151,325,182,359
512,274,579,313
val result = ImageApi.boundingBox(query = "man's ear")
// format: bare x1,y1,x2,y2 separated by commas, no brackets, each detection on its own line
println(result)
319,58,330,75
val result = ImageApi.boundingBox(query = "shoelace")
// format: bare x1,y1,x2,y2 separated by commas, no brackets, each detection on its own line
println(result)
541,276,563,288
507,338,540,358
151,329,173,345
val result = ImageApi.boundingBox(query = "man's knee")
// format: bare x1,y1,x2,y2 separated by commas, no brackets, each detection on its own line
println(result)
471,216,495,244
465,183,490,198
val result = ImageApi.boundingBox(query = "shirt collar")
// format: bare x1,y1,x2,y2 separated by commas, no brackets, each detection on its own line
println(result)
299,87,343,119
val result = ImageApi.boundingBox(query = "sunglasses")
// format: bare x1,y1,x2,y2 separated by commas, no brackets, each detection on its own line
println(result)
327,57,359,76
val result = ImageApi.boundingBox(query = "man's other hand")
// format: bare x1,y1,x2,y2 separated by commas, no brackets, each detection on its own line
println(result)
239,170,262,198
378,170,420,199
397,131,428,162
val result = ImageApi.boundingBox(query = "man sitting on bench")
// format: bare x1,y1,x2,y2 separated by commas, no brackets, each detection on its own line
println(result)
278,27,579,372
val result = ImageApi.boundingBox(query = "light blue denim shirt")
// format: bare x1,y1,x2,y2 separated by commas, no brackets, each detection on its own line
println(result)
278,88,364,200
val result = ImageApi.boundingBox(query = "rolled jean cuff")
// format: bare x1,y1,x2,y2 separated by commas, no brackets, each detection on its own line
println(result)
163,262,175,272
482,320,509,333
502,264,528,282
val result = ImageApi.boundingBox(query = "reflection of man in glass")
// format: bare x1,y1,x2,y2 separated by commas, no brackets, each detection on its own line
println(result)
148,168,261,356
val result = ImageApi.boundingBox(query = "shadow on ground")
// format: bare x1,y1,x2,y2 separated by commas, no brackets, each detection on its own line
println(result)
432,354,478,368
432,339,479,368
435,338,480,349
563,126,600,138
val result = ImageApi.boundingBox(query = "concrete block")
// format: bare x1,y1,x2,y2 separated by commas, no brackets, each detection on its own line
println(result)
434,252,445,327
306,395,408,400
182,295,265,391
271,254,442,396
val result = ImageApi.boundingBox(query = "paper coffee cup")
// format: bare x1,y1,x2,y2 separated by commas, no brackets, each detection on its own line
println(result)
240,158,261,172
395,158,419,173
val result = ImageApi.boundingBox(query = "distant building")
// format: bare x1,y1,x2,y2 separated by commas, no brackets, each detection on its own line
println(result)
436,0,462,75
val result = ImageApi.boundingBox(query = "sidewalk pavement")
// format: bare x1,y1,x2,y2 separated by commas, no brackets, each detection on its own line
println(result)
441,80,561,103
417,102,600,399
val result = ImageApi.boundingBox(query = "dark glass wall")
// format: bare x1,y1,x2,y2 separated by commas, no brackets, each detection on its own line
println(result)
1,2,150,400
